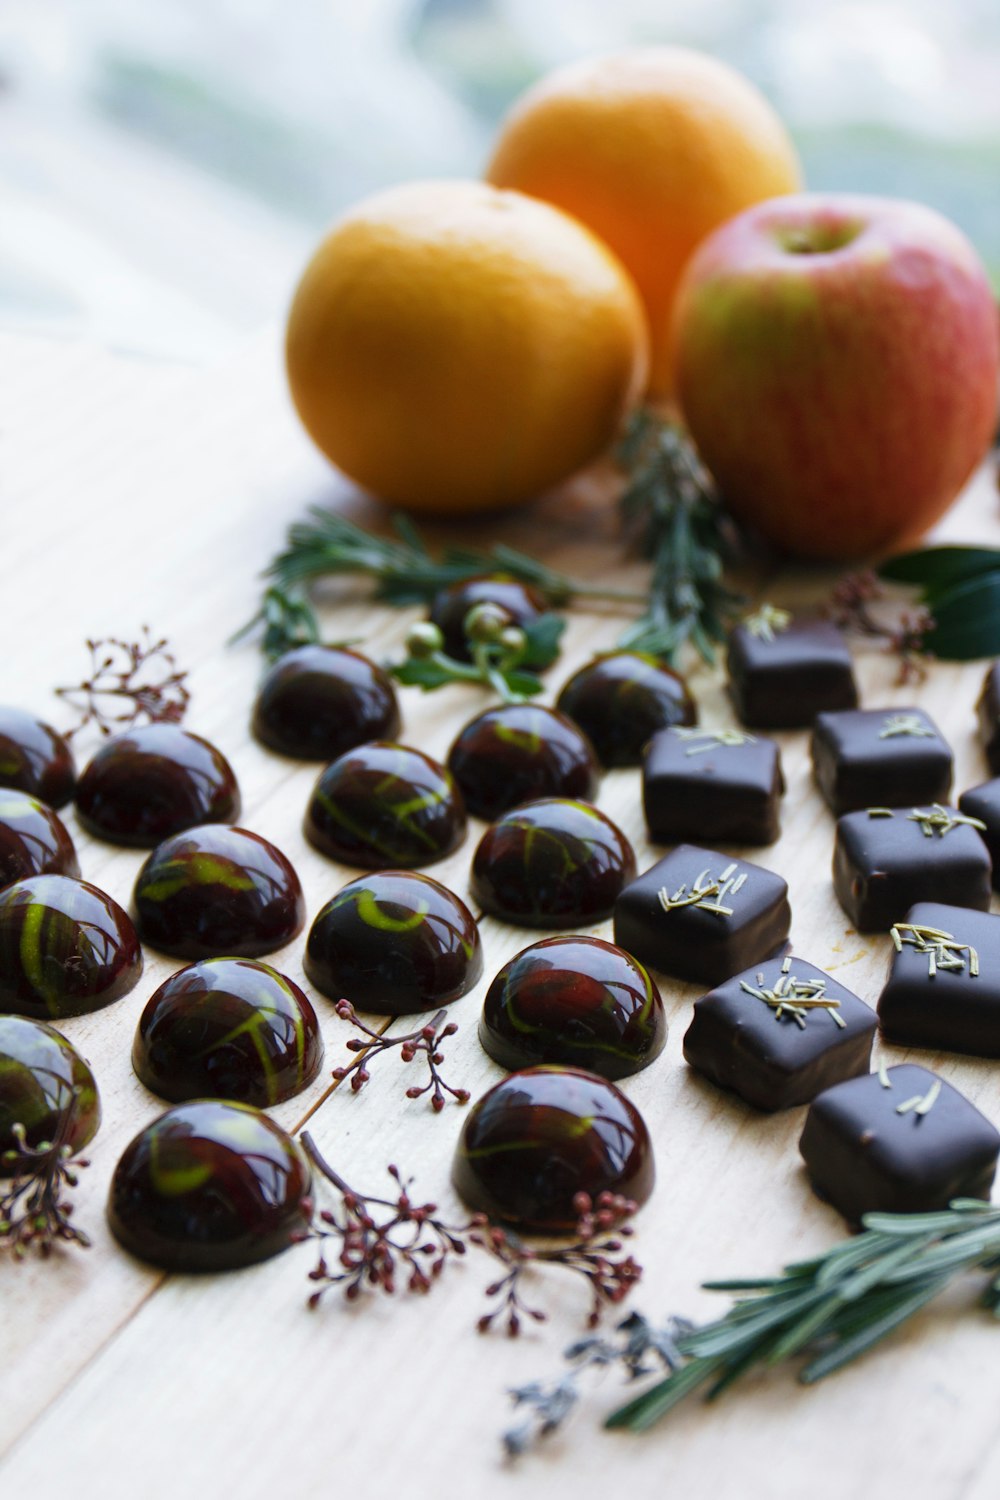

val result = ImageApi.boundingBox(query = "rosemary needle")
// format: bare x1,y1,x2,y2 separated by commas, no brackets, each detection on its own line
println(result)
605,1199,1000,1433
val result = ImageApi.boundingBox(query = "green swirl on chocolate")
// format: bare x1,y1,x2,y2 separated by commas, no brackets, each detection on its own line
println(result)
0,874,142,1019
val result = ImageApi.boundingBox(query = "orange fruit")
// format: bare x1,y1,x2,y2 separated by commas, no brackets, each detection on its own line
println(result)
285,180,648,515
486,47,802,396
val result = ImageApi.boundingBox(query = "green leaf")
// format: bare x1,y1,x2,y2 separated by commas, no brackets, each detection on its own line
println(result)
503,670,546,698
923,572,1000,660
390,659,456,691
517,613,566,671
879,546,1000,597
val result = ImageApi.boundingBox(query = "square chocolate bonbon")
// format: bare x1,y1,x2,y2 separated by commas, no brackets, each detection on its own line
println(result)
727,611,857,730
833,806,991,932
613,843,790,987
812,706,952,815
799,1063,1000,1223
878,901,1000,1058
683,954,876,1111
958,778,1000,890
976,663,1000,775
642,727,783,847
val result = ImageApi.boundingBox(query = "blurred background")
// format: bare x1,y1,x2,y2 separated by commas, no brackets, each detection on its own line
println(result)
2,0,998,362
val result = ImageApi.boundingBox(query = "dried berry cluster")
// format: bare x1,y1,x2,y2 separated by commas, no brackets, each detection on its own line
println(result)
0,1110,91,1259
330,1001,470,1112
828,570,932,683
55,627,191,737
299,1135,642,1334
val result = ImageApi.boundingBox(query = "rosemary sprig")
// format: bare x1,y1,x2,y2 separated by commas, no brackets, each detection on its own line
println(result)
264,508,642,611
232,585,322,663
605,1198,1000,1434
615,411,744,663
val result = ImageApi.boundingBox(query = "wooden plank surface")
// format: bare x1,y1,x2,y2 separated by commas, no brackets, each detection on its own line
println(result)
2,328,1000,1500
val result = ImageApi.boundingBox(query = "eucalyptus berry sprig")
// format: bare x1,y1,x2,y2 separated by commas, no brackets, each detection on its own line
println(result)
828,569,931,684
471,1191,642,1337
330,1000,471,1113
54,628,190,738
298,1135,470,1305
297,1139,643,1333
392,603,563,702
0,1095,92,1259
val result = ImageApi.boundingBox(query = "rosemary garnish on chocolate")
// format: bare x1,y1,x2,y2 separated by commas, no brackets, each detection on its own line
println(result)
890,922,980,979
658,863,746,918
742,603,791,641
880,713,936,739
907,804,986,838
54,628,190,737
0,1092,91,1259
895,1080,942,1117
605,1198,1000,1434
674,727,757,755
740,957,846,1029
330,1000,470,1112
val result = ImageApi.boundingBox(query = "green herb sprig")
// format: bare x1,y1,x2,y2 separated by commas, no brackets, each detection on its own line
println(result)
605,1198,1000,1434
264,508,643,611
615,411,744,663
393,604,564,701
240,415,743,668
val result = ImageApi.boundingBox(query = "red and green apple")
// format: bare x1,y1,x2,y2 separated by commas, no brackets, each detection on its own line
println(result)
671,193,999,560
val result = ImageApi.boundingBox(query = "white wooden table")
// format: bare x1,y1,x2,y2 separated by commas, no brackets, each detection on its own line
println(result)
3,329,1000,1500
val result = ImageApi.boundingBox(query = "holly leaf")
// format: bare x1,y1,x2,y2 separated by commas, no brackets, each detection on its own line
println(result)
923,572,1000,659
879,547,1000,600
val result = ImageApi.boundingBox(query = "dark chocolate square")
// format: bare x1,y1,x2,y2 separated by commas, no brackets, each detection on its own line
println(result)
878,901,1000,1058
958,779,1000,890
642,727,784,846
799,1063,1000,1224
812,706,953,815
833,806,991,932
683,954,875,1111
613,843,790,986
727,614,857,730
976,663,1000,776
